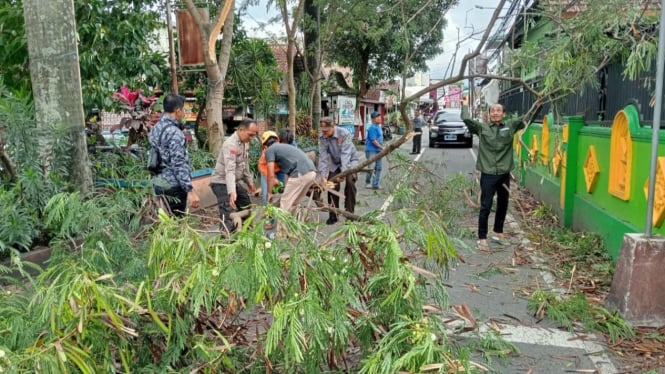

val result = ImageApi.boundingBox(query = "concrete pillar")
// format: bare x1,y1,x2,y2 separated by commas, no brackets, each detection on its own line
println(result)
606,233,665,327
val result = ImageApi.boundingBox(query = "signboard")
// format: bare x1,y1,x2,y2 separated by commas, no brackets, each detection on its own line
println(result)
337,96,356,137
337,96,356,126
177,9,207,66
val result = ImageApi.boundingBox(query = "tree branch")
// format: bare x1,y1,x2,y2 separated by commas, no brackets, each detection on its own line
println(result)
217,2,235,74
404,0,509,103
209,1,234,62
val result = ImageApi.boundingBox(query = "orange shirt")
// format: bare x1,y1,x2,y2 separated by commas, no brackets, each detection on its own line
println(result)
258,147,280,177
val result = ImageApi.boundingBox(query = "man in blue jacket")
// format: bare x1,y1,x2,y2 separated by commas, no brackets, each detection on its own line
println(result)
365,111,384,190
150,93,200,216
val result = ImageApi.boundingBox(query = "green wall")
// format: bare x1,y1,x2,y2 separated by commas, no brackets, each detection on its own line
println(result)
519,106,665,259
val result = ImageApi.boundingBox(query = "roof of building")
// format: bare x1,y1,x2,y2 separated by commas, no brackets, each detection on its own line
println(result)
268,44,306,94
269,44,291,74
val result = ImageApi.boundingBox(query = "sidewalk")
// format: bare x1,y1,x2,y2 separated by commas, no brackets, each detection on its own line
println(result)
330,139,623,373
445,211,620,373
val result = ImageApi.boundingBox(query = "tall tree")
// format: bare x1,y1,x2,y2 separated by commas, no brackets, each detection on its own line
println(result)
183,0,234,155
276,0,307,133
326,0,457,100
303,0,321,129
23,0,92,193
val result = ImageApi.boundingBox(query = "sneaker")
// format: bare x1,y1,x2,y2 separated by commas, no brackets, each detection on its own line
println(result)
365,184,372,189
372,186,383,190
326,217,338,225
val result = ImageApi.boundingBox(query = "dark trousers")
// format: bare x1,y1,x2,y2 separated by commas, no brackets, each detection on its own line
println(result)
478,173,510,239
210,183,251,233
154,184,188,217
412,128,423,153
328,168,357,219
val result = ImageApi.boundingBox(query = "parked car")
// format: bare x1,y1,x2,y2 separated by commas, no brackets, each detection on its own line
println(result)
429,110,472,148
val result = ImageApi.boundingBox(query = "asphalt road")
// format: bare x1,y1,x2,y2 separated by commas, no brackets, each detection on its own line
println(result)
320,128,622,373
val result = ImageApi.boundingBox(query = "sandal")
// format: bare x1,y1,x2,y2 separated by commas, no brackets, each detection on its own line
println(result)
490,233,506,244
476,240,490,253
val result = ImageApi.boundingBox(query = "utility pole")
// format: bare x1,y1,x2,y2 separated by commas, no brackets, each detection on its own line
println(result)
645,0,665,236
165,0,178,93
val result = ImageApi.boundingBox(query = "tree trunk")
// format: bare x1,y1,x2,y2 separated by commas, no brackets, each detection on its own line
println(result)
286,40,297,133
304,0,321,129
184,0,234,156
357,52,370,102
23,0,92,194
279,0,306,135
213,5,234,150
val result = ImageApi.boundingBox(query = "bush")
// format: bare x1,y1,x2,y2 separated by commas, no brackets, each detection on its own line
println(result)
0,188,39,253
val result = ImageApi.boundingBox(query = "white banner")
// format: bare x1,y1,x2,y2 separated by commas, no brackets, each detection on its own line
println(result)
337,96,356,127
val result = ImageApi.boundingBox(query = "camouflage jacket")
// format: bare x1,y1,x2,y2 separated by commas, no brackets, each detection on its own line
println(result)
150,115,193,192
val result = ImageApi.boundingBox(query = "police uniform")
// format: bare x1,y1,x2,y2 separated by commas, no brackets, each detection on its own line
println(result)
210,131,254,232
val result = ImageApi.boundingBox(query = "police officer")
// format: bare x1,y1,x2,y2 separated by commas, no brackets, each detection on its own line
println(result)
210,119,258,233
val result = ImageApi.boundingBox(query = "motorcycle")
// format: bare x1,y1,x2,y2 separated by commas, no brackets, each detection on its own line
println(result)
383,122,393,140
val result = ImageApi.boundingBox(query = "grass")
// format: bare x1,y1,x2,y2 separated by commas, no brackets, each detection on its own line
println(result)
514,191,665,371
527,289,635,343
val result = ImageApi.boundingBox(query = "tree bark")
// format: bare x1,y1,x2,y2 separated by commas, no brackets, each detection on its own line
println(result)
286,40,297,133
356,50,370,104
304,0,321,129
184,0,234,156
23,0,92,194
215,5,235,142
279,0,306,134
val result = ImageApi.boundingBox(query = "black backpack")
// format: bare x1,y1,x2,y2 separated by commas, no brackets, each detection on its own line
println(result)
147,124,175,175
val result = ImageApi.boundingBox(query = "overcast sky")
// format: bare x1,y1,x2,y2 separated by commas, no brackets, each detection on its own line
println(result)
241,0,504,80
427,0,502,79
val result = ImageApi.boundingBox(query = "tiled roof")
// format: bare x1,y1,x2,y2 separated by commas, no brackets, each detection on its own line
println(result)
362,81,399,102
269,44,291,74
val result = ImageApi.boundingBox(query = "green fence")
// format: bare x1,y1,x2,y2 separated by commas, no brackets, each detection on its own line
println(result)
518,104,665,259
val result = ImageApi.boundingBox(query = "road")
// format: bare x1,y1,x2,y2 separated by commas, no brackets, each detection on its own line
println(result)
323,128,622,373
